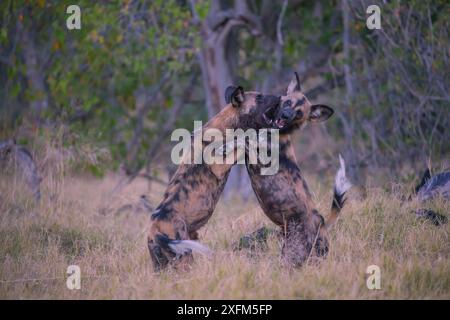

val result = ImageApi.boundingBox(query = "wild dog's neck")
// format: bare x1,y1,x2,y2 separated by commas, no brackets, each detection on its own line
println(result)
279,134,298,163
203,105,239,134
280,133,316,224
200,105,240,180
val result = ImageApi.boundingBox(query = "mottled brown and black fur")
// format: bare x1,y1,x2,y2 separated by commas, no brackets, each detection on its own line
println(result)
245,74,351,266
148,87,281,271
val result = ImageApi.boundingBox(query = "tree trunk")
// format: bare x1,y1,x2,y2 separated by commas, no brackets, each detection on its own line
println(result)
341,0,364,189
18,21,49,123
190,0,262,199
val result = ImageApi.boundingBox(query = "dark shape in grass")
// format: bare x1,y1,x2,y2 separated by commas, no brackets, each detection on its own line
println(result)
415,209,448,226
0,139,42,201
413,169,450,202
234,227,277,251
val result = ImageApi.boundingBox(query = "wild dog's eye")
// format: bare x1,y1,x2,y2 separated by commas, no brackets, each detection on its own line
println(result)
283,100,292,108
295,97,306,107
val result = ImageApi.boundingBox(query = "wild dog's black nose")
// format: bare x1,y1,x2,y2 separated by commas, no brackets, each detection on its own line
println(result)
281,107,295,121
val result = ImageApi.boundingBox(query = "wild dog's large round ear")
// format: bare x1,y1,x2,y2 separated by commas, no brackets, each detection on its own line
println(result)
309,105,334,122
286,72,301,95
225,85,245,107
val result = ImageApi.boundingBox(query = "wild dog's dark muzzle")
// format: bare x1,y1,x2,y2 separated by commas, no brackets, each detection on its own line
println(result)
280,107,295,121
271,106,296,129
259,95,281,128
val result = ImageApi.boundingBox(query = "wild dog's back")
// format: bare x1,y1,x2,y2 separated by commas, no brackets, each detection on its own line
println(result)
151,160,230,238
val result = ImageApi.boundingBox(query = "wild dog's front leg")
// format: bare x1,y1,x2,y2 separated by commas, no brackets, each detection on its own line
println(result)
281,220,312,267
281,213,329,267
311,210,329,257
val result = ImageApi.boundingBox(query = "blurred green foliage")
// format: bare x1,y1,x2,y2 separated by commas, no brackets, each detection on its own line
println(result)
0,0,448,177
1,0,207,173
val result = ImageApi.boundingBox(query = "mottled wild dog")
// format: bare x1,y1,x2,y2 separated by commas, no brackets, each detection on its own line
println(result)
245,73,352,266
148,86,281,271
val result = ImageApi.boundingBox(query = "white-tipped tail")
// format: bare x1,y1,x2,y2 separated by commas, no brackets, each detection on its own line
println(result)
168,240,213,256
335,154,352,196
325,154,353,230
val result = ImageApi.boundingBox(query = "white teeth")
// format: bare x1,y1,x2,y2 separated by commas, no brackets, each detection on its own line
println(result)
275,119,285,128
263,114,273,125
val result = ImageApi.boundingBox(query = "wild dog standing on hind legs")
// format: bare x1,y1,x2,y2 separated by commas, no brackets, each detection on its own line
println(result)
147,86,282,271
244,73,352,266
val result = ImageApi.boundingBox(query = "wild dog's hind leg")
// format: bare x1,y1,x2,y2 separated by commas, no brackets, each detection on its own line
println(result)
147,221,179,272
148,220,199,272
148,238,169,272
189,230,199,240
154,233,194,272
148,222,172,272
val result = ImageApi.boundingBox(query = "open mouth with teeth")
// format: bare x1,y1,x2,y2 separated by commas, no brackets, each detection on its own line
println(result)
263,106,288,129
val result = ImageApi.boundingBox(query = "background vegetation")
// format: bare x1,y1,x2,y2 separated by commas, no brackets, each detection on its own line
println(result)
0,167,449,299
1,0,449,191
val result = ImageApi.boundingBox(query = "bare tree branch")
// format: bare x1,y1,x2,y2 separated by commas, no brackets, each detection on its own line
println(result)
110,72,199,195
124,72,171,171
276,0,289,46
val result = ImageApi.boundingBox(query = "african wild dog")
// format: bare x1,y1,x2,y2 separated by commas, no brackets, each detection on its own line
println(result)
245,73,352,266
410,167,449,226
147,86,281,271
413,168,450,202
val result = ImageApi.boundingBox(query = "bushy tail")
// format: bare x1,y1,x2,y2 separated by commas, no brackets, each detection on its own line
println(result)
325,154,352,230
155,234,212,257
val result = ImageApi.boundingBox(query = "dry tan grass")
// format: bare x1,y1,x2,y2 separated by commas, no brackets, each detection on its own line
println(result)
0,162,449,299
